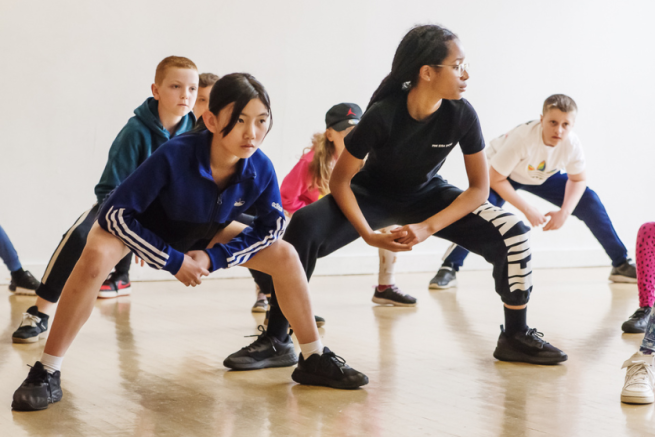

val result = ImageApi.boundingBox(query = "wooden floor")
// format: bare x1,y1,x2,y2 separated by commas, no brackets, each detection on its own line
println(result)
0,267,652,436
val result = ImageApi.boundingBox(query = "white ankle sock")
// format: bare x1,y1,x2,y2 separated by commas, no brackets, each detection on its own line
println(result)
41,353,64,374
299,339,324,358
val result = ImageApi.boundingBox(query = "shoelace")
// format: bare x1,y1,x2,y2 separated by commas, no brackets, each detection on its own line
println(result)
243,325,277,352
322,352,347,374
376,285,408,297
626,361,655,387
526,328,550,346
21,313,41,328
24,364,48,384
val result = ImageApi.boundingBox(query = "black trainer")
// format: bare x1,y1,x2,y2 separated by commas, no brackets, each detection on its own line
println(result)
223,325,298,370
12,361,62,411
292,347,368,389
264,311,326,328
9,270,40,295
12,306,49,344
622,307,652,334
372,285,417,306
429,265,457,289
493,325,567,365
609,259,638,283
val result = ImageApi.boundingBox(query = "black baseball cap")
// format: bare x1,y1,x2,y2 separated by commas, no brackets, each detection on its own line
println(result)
325,103,362,132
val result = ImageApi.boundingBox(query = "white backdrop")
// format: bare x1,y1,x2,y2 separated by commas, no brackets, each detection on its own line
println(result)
1,0,654,282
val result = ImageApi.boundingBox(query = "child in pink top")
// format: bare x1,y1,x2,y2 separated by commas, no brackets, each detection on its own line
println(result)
280,103,417,306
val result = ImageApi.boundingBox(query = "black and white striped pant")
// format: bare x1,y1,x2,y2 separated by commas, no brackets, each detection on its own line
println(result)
36,203,131,303
263,176,533,331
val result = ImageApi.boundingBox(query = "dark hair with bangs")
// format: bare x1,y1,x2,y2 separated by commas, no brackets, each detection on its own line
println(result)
193,73,272,136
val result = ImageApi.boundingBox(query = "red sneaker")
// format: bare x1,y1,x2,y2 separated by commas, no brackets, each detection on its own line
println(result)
98,272,131,299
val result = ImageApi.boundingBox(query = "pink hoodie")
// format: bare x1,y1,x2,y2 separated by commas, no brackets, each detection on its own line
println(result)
280,150,321,214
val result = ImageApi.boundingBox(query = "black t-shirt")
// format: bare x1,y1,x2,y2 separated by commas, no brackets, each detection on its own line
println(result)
345,93,485,193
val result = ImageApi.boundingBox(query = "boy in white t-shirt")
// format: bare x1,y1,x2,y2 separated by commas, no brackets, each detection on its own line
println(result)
431,94,635,289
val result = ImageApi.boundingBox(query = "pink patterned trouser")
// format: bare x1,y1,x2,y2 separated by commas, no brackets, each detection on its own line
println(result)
637,222,655,307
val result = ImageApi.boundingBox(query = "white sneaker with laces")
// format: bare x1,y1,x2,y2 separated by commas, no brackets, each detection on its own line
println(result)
621,351,655,404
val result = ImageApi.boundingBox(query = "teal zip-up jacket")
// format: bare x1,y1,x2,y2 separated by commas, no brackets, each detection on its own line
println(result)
94,97,196,203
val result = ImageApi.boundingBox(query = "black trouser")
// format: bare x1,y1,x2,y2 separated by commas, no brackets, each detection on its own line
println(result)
263,176,533,334
37,203,132,303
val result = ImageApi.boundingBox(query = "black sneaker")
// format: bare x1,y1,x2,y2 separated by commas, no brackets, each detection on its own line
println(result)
493,325,567,365
98,271,131,299
223,325,298,370
429,266,457,289
12,361,62,411
291,347,368,389
609,259,638,283
372,285,417,306
12,306,49,344
9,270,40,296
622,307,652,334
264,311,326,328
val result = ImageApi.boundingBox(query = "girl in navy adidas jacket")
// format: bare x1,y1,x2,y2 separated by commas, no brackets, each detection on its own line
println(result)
12,74,368,412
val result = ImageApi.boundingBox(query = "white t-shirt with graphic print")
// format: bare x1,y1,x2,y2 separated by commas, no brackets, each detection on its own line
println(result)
486,120,586,186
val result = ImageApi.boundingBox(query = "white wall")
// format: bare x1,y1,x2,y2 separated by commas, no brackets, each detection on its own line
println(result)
1,0,654,283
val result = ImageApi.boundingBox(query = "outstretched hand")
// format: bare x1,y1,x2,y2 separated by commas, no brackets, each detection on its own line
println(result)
390,223,432,248
175,252,210,287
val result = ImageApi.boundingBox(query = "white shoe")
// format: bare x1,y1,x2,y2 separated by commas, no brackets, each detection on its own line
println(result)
621,351,655,404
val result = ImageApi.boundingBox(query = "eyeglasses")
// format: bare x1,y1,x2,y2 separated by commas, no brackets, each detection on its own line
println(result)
432,63,469,78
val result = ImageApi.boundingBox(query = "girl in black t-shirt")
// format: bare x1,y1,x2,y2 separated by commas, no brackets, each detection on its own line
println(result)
227,25,567,366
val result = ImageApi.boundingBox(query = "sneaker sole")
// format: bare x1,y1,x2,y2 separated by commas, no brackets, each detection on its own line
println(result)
371,297,417,307
428,280,457,289
493,348,568,365
12,389,62,411
251,306,268,313
98,286,132,299
224,352,298,370
609,275,638,284
12,331,48,344
622,325,646,334
9,286,37,296
621,393,654,404
291,369,368,389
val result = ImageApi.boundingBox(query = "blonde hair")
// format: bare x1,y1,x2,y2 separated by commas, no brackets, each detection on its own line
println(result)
306,132,337,195
154,56,198,85
543,94,578,115
199,72,220,88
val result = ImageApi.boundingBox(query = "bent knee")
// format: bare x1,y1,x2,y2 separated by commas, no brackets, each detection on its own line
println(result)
265,240,300,268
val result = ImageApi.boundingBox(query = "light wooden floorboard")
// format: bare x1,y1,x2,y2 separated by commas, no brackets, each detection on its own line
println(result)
0,267,651,437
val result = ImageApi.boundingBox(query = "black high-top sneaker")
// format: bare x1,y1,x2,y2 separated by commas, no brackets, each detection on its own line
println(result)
292,347,369,389
98,271,132,298
223,325,298,370
12,361,62,411
9,270,40,295
622,307,652,334
493,325,568,365
12,306,49,344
